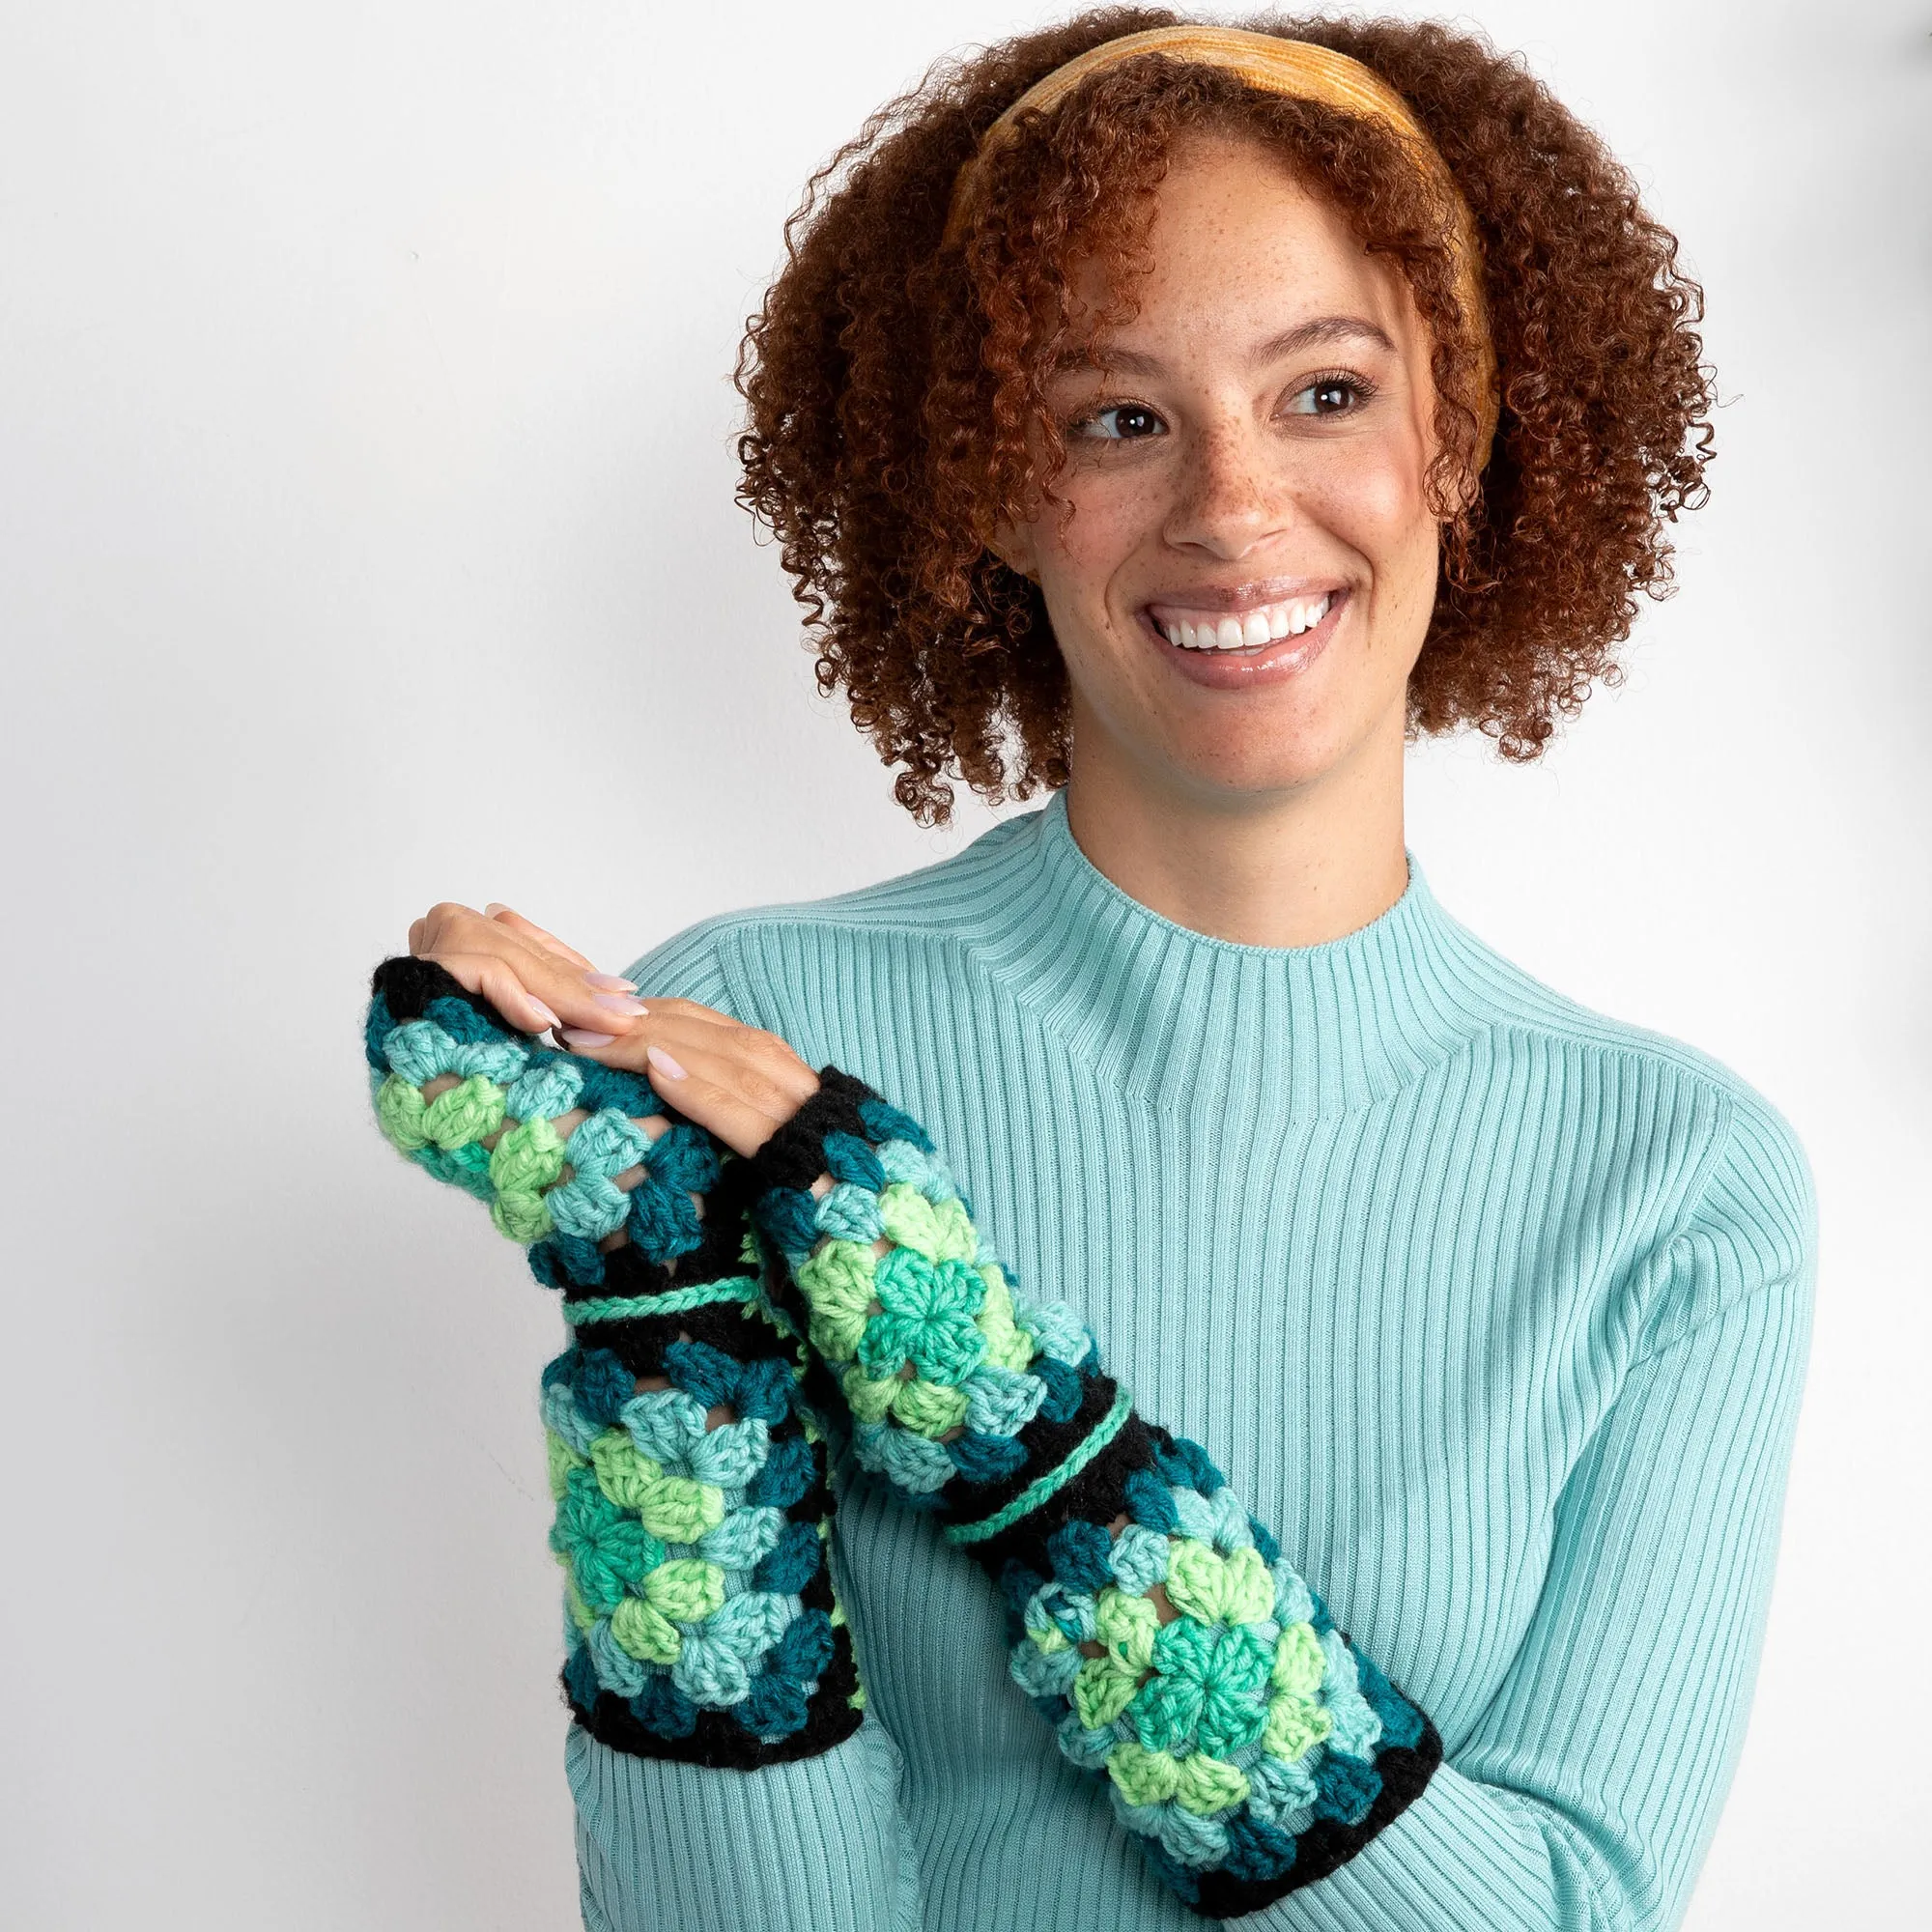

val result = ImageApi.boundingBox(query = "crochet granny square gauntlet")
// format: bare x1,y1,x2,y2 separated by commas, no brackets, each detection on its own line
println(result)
364,957,864,1768
748,1068,1443,1919
363,953,1438,1914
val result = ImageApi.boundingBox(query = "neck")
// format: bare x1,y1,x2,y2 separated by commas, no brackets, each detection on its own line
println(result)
1062,712,1409,950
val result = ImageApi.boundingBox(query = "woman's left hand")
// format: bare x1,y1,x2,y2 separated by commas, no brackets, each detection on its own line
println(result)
568,993,821,1163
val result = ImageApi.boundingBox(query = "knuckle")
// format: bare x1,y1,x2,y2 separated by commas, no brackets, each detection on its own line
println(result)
737,1066,791,1118
744,1027,798,1067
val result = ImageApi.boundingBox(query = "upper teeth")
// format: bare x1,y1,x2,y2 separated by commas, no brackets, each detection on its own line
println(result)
1155,594,1333,650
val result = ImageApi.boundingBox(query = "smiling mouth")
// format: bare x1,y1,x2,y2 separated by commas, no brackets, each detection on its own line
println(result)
1145,591,1336,651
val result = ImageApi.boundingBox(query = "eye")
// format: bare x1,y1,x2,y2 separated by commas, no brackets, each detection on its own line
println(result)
1072,402,1168,442
1285,373,1377,417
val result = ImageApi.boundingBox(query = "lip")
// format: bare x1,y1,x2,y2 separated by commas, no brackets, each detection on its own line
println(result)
1141,586,1350,691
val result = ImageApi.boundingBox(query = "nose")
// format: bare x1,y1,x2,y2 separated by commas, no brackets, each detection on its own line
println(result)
1161,418,1295,559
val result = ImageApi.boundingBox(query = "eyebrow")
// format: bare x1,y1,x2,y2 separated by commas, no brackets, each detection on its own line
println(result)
1056,313,1396,378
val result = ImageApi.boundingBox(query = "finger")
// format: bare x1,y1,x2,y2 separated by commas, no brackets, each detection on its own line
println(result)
554,1023,789,1151
414,902,482,956
425,951,564,1035
624,996,741,1030
423,949,635,1042
660,1014,820,1102
633,1025,821,1159
560,1009,818,1106
483,908,639,1002
416,901,552,973
478,919,643,1009
483,903,598,972
415,909,650,1038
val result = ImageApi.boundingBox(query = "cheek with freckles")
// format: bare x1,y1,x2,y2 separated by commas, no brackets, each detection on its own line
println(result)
1299,443,1435,640
1038,473,1163,608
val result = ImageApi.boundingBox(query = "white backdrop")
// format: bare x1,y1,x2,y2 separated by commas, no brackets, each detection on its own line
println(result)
3,4,1925,1926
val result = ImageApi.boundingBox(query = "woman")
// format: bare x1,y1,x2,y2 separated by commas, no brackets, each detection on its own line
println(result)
365,13,1813,1929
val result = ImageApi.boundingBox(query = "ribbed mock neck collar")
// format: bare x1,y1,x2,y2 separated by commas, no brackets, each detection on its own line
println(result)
970,787,1503,1118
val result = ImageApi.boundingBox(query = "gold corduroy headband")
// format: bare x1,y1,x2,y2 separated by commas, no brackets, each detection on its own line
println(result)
943,26,1498,469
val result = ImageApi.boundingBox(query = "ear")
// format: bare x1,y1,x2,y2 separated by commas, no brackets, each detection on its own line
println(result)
986,518,1040,584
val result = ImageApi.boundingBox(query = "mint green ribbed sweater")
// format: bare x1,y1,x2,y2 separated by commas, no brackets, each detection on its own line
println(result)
566,787,1812,1932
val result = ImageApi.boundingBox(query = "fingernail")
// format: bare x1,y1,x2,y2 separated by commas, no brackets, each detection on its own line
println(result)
527,1000,561,1029
583,972,638,993
647,1044,687,1080
483,902,508,918
593,993,649,1016
559,1028,617,1048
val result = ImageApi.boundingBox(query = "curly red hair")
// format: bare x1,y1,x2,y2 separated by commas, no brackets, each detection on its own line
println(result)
735,7,1715,825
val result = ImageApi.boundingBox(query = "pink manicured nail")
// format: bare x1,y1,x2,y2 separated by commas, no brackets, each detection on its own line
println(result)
527,1000,561,1030
583,972,639,993
483,902,508,918
647,1045,687,1080
559,1028,617,1048
592,993,649,1016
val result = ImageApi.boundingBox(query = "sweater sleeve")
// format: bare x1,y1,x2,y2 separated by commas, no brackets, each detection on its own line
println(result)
1251,1091,1816,1932
362,954,924,1932
747,1068,1445,1921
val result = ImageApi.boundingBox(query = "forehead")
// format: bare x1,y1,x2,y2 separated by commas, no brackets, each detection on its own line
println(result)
1069,132,1420,355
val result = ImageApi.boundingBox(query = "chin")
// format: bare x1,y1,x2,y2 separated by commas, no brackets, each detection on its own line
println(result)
1172,705,1366,796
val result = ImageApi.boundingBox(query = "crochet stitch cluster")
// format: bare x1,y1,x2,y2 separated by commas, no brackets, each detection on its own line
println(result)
998,1445,1422,1891
755,1098,1101,1505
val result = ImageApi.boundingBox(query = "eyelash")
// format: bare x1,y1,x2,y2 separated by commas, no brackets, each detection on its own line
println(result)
1291,370,1379,417
1066,370,1379,442
1066,400,1165,443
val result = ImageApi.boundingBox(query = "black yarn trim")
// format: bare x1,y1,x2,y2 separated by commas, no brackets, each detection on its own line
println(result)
371,953,634,1057
959,1374,1138,1551
571,1300,766,1383
371,953,481,1023
561,1157,784,1380
956,1403,1161,1582
1187,1715,1444,1918
748,1065,877,1192
562,1630,867,1770
558,1239,679,1302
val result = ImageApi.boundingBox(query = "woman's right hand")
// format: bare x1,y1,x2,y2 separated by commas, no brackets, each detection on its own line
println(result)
404,901,706,1268
406,901,830,1169
406,900,649,1042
